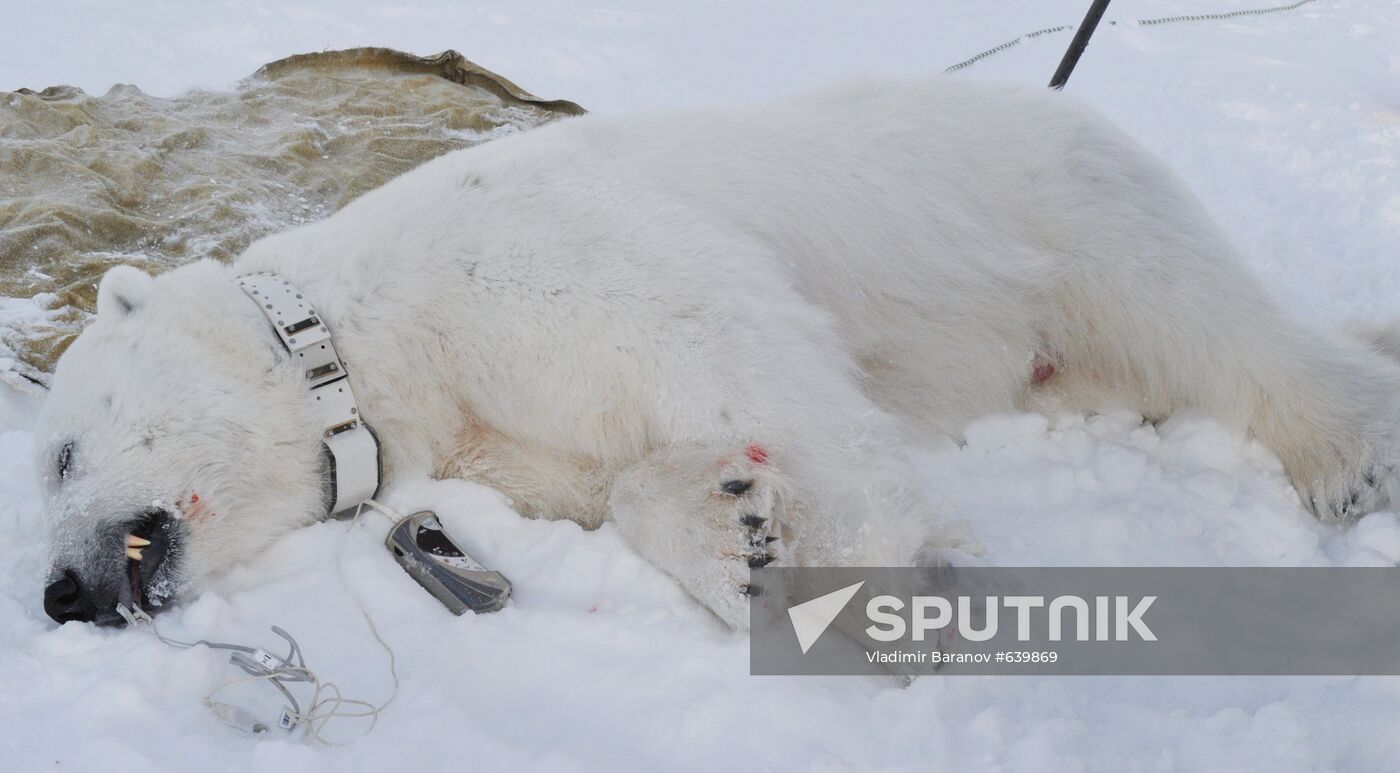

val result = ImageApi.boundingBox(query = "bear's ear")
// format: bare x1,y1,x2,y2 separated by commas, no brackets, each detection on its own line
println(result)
96,265,155,318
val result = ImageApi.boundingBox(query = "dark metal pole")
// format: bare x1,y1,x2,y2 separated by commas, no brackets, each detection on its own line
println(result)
1048,0,1113,90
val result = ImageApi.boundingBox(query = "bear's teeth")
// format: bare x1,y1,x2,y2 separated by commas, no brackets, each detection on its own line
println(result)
125,534,151,548
125,546,144,561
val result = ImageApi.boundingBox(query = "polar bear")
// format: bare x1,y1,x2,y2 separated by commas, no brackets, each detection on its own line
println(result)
34,78,1400,629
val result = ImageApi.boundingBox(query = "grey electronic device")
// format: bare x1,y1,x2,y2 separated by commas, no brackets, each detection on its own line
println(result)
385,511,512,615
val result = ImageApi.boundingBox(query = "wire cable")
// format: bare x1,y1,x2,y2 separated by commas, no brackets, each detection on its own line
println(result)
945,0,1321,73
116,497,409,744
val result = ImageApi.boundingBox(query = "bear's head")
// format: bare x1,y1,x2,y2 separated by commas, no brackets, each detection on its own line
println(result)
35,262,330,624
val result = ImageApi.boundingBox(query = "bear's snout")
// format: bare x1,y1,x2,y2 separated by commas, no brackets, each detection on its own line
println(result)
44,509,181,626
43,570,96,624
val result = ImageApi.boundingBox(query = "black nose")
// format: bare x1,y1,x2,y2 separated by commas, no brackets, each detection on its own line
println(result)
44,569,98,624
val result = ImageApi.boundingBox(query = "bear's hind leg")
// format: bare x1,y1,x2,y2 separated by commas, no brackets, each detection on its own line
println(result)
1038,240,1400,521
1252,325,1400,521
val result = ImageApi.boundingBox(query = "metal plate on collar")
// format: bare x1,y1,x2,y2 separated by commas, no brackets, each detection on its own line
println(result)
310,379,360,435
237,274,330,350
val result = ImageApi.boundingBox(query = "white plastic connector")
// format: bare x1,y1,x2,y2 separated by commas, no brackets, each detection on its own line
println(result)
209,702,271,734
252,648,284,671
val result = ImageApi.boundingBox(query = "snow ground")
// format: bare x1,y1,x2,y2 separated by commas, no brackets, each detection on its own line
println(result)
3,0,1400,770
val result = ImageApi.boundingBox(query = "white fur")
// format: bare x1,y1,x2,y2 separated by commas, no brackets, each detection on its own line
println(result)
36,78,1400,627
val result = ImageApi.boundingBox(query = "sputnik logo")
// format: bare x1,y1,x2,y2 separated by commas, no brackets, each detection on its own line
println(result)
787,581,865,654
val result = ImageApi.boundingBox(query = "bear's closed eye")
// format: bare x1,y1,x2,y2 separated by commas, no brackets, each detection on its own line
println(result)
55,441,75,482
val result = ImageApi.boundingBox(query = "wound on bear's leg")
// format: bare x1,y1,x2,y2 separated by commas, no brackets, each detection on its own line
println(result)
1031,355,1057,385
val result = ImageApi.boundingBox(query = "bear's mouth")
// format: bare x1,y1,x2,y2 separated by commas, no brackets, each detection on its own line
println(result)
122,549,147,611
114,508,181,619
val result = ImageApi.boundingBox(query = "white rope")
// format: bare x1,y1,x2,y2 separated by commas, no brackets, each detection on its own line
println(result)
313,498,405,744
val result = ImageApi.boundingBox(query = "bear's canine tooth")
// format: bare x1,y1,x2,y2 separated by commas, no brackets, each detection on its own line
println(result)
124,534,151,548
125,546,144,561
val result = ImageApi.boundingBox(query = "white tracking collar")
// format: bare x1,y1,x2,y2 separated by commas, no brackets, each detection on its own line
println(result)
237,273,382,517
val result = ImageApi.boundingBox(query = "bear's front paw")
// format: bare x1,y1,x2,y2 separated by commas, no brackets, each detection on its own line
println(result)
705,446,791,624
607,443,798,629
718,478,781,593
